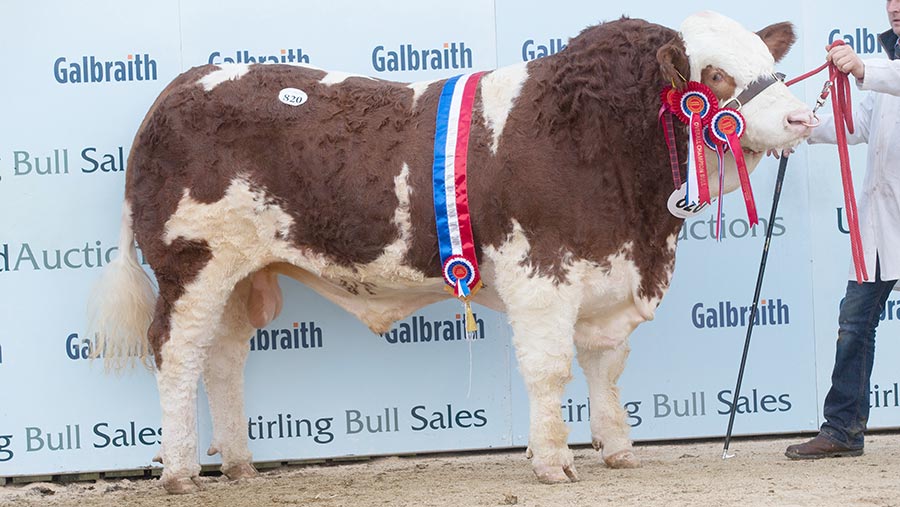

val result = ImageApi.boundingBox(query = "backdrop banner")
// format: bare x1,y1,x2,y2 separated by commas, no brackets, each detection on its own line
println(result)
1,0,895,478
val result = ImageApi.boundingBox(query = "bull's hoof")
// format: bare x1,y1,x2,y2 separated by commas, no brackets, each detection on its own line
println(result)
162,476,201,495
223,463,259,481
591,439,602,451
603,450,641,469
533,463,580,483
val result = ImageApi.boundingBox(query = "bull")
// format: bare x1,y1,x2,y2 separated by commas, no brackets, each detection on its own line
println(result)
87,11,814,493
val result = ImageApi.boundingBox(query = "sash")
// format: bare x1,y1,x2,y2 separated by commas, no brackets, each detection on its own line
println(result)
432,72,485,334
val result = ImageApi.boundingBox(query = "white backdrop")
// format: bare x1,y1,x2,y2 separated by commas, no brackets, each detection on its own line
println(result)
0,0,896,477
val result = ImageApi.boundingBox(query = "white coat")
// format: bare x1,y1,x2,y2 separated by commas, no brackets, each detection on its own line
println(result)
808,31,900,283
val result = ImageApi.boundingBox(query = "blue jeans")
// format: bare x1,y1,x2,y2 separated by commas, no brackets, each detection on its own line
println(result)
820,259,897,448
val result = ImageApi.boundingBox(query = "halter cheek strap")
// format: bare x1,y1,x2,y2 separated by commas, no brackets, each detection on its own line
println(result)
721,72,786,111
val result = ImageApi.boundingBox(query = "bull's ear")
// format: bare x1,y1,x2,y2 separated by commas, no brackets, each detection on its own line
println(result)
757,22,796,63
657,37,689,90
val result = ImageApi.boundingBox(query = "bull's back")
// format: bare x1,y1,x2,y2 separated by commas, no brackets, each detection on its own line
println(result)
127,64,432,271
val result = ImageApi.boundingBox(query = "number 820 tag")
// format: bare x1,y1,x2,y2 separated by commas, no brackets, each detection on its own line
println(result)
278,88,308,107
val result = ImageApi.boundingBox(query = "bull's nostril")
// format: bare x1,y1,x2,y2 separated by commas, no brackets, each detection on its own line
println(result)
786,109,815,128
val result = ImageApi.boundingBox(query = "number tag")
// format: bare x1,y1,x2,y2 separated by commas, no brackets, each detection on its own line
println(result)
278,88,308,107
667,183,712,219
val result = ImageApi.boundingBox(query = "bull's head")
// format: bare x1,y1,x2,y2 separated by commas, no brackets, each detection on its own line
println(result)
657,11,813,197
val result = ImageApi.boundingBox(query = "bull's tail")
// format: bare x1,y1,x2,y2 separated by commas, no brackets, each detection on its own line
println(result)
86,201,157,371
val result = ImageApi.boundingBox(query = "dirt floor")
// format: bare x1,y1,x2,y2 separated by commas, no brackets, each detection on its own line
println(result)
2,433,900,507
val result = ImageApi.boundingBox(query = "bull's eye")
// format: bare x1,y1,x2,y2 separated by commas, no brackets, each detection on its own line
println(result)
712,72,723,82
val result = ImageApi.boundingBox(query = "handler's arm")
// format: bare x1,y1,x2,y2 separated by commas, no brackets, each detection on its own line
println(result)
857,58,900,95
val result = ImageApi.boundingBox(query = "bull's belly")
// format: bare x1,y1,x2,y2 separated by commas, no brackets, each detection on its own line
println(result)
275,249,649,340
270,259,507,334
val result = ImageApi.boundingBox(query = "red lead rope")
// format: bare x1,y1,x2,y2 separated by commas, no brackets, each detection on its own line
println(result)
785,40,868,283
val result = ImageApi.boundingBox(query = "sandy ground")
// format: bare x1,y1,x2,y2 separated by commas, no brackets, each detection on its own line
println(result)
2,433,900,507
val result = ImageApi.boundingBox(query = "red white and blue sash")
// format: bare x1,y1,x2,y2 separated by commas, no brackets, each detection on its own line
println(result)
432,72,485,317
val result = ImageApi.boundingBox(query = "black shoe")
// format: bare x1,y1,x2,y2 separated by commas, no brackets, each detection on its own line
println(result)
785,434,863,460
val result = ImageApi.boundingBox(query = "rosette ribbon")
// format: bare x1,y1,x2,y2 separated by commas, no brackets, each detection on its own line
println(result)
660,82,761,241
710,109,758,229
675,84,717,206
661,83,718,206
704,129,729,240
658,88,683,190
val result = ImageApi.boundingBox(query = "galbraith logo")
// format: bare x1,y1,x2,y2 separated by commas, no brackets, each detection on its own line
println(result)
250,321,324,352
829,28,884,55
372,42,472,72
382,313,485,344
680,214,785,241
54,54,157,84
521,38,567,61
8,147,127,177
691,298,790,329
882,298,900,323
66,333,93,361
207,48,310,65
840,296,900,323
66,332,145,362
0,241,145,273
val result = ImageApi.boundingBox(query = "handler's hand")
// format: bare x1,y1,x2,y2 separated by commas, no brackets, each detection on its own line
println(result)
827,44,865,81
766,148,795,159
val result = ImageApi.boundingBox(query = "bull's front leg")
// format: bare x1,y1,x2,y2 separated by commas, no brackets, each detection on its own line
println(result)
501,287,582,482
511,309,580,483
485,224,581,483
574,314,644,469
575,342,640,468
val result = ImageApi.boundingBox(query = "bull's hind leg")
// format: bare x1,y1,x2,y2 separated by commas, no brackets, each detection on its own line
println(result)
201,269,282,481
201,277,257,481
153,294,208,493
574,315,643,469
155,270,250,494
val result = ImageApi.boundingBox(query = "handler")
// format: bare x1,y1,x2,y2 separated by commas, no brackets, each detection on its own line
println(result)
786,0,900,459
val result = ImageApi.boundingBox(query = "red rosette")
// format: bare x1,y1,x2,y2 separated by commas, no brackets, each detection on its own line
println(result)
670,81,719,125
710,109,745,142
703,126,729,152
659,87,679,112
442,255,477,294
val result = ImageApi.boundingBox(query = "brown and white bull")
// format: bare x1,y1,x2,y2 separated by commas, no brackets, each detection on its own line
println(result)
88,11,813,493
